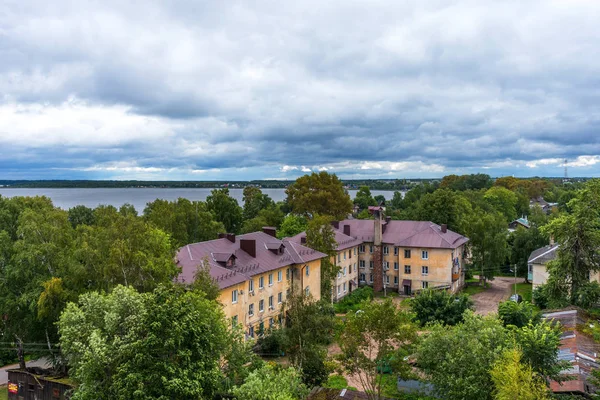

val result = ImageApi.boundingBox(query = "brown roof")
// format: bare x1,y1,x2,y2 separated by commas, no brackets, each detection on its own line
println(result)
288,229,363,251
176,231,326,289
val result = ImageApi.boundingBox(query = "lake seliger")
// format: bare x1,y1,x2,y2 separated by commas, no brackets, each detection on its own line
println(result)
0,188,401,212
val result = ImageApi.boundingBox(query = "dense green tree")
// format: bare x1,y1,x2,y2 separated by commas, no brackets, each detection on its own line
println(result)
206,188,243,234
285,172,353,220
440,174,492,191
277,214,308,239
338,299,417,400
466,211,509,283
497,301,540,328
509,226,548,282
118,203,138,217
374,194,385,205
484,186,518,222
354,186,376,210
144,198,225,247
411,289,474,326
417,311,509,400
231,364,308,400
305,215,338,297
490,347,549,400
189,259,221,301
542,180,600,304
242,187,275,221
241,205,284,234
59,285,229,400
416,189,473,234
67,205,96,228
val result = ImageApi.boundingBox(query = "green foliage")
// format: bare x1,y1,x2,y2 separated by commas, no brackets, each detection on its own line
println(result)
509,227,548,281
490,347,549,400
338,299,417,400
497,301,540,328
306,215,338,297
59,284,229,400
277,214,308,238
333,286,374,314
324,374,349,390
144,198,224,247
416,311,509,400
242,187,275,221
532,285,551,309
241,205,284,234
411,289,474,326
354,186,377,210
189,259,221,301
67,205,95,228
256,327,289,357
416,189,472,234
206,188,243,234
440,174,493,191
484,186,519,222
465,210,508,282
285,172,353,220
231,364,308,400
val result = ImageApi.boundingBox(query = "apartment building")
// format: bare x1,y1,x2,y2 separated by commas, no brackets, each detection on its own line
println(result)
289,226,362,302
291,207,469,296
176,228,325,338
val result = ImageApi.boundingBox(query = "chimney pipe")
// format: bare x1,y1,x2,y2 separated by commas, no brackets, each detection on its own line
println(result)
331,221,339,229
343,225,351,236
240,239,256,257
262,226,277,237
441,224,447,233
385,216,391,224
225,233,236,243
300,236,306,244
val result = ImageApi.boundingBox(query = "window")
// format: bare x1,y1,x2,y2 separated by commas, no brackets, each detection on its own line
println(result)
231,289,238,304
286,268,290,280
360,260,365,268
384,261,390,270
404,265,411,274
385,275,390,284
349,264,352,274
394,262,399,270
278,270,282,282
394,247,399,255
369,274,373,283
278,292,283,304
268,296,273,309
305,286,310,296
259,300,264,312
383,246,389,255
306,265,310,276
249,279,254,292
249,326,254,337
232,315,238,326
422,281,429,289
360,273,366,282
394,276,398,284
369,245,374,253
338,253,341,263
338,270,342,279
259,276,264,289
338,285,341,295
259,322,264,335
344,251,347,260
249,303,254,316
343,267,347,276
349,249,352,259
269,317,274,327
422,266,429,275
404,249,411,258
359,244,365,253
422,250,429,260
354,248,357,255
369,261,374,269
268,273,273,286
343,282,347,292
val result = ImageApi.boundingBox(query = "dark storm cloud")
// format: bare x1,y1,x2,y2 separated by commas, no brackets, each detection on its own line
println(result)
1,0,600,179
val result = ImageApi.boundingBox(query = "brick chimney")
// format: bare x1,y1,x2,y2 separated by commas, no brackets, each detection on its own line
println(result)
441,224,447,233
331,221,340,229
300,236,306,244
343,225,351,236
240,239,256,257
262,227,277,237
373,209,384,292
219,233,236,243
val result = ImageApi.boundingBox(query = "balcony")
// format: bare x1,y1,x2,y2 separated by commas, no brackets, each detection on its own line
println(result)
452,272,461,282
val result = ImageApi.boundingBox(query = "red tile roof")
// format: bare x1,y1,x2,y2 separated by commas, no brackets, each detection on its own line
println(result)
176,231,326,289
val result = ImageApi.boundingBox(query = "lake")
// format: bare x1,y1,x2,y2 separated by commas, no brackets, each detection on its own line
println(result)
0,188,402,212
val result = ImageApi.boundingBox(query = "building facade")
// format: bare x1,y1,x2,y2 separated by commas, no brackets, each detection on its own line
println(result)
290,208,469,298
176,229,325,338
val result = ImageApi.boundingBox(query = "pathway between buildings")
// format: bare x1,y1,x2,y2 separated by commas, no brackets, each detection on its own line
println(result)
471,276,525,315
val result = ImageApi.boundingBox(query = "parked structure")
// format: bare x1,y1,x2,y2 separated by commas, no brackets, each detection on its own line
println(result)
530,197,558,214
543,309,599,396
289,208,469,297
176,228,325,338
7,369,73,400
508,217,530,232
528,242,560,288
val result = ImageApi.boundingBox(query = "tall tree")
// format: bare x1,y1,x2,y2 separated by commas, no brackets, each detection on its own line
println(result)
206,188,243,234
338,299,417,400
285,172,353,220
509,226,548,282
353,186,376,211
242,187,275,221
416,189,473,234
231,364,308,400
67,205,95,228
484,186,519,222
59,284,229,400
411,289,473,326
305,215,338,297
490,347,549,400
466,211,509,283
542,180,600,304
277,214,308,239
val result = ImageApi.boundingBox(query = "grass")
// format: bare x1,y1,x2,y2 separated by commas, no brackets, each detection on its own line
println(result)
325,374,349,389
0,385,7,400
512,282,533,302
461,283,489,296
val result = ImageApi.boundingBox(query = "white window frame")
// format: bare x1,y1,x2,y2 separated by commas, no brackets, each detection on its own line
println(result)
360,273,366,282
383,246,389,255
369,274,374,283
306,265,310,276
278,292,283,304
369,245,374,253
422,250,429,260
268,273,273,286
369,261,374,269
404,265,411,274
259,299,264,313
232,290,238,304
343,267,347,276
359,245,365,253
422,266,429,275
422,281,429,289
278,270,282,282
249,279,254,292
268,296,273,309
338,285,341,295
394,276,398,284
343,282,347,292
344,251,347,260
394,262,399,270
259,276,264,289
249,303,254,316
394,247,399,255
305,286,310,296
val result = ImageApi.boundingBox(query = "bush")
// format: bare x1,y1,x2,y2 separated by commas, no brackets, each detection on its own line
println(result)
255,328,288,357
574,281,600,309
411,289,474,326
532,285,549,309
498,301,540,328
333,287,374,314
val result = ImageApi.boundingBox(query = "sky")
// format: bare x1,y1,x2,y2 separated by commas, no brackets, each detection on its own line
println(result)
1,0,600,181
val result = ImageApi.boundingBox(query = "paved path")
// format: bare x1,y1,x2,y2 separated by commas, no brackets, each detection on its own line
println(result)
0,358,50,385
471,277,525,315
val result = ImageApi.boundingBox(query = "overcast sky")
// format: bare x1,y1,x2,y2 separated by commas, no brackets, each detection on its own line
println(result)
1,0,599,180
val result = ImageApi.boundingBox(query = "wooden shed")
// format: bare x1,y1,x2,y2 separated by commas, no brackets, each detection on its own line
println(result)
7,369,73,400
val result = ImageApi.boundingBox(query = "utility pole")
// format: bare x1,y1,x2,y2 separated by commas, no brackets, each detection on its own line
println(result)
513,265,517,296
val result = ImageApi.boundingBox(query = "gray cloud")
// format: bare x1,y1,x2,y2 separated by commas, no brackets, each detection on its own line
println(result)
1,0,600,179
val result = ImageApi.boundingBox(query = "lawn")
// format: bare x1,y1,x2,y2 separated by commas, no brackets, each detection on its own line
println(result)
512,282,533,302
461,283,489,296
0,385,7,400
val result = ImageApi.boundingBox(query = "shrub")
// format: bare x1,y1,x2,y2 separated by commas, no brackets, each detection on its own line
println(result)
411,289,474,326
498,301,540,328
333,287,374,314
255,328,288,357
532,285,548,309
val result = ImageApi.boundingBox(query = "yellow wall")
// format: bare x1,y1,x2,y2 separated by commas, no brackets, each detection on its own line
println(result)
333,246,360,301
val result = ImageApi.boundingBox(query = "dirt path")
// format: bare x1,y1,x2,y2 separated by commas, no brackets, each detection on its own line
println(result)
471,277,525,315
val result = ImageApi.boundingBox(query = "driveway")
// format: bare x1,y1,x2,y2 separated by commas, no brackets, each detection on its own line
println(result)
471,277,524,315
0,358,50,385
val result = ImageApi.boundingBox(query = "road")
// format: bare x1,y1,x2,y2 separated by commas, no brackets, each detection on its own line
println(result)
0,358,50,385
471,276,525,315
